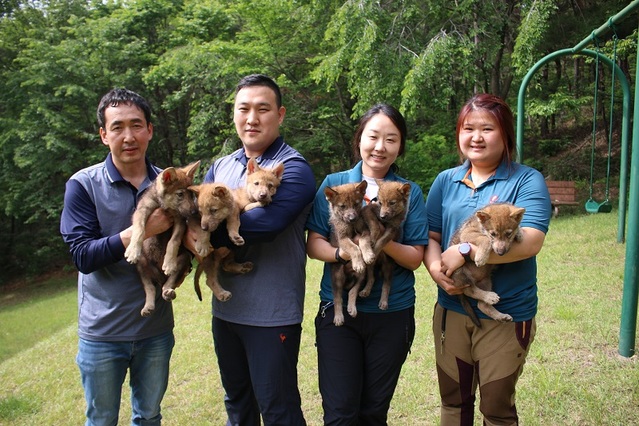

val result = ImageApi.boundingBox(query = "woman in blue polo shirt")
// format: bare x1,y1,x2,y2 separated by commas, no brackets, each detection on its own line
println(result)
306,103,428,425
424,94,552,425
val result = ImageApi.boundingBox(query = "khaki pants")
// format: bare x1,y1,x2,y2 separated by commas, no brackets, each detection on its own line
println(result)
432,303,536,426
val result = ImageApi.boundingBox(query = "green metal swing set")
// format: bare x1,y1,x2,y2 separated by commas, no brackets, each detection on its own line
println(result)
516,0,639,358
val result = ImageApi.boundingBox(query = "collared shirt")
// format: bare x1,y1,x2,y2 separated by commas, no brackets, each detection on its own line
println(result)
203,136,316,326
60,154,174,341
305,161,429,313
426,160,553,321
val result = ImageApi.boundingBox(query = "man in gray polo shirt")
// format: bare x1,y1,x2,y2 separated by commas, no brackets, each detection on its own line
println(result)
60,88,175,425
196,74,316,425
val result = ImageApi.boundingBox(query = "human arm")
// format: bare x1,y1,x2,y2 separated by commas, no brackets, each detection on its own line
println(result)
440,226,546,275
306,230,343,263
60,179,172,274
423,230,465,295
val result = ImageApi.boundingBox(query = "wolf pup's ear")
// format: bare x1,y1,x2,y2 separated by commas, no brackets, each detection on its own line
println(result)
184,160,201,179
511,207,526,223
213,184,231,198
356,180,368,195
324,186,338,202
399,183,411,197
273,163,285,180
161,167,177,184
475,210,491,224
247,157,259,174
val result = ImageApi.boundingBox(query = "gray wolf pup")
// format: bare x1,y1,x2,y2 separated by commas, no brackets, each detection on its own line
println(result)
191,160,285,302
358,181,411,311
123,160,202,316
449,203,526,327
324,181,376,326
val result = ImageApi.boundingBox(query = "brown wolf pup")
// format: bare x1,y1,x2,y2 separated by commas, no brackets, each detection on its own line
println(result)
135,188,199,316
234,157,285,212
449,203,526,327
358,181,411,310
324,181,376,326
191,160,285,302
123,160,202,316
189,182,245,302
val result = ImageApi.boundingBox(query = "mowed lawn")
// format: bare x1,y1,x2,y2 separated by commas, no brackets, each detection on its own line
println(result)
1,211,638,425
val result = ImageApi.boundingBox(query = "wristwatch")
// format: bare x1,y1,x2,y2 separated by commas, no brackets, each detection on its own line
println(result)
335,248,349,265
458,242,472,263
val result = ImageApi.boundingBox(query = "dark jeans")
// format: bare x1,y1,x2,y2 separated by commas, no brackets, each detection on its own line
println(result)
315,302,415,426
212,316,306,426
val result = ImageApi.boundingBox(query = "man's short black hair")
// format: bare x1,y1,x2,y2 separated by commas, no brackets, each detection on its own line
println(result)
97,88,152,128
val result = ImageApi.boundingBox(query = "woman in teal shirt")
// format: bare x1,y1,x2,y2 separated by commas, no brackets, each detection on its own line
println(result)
306,103,428,425
424,94,552,425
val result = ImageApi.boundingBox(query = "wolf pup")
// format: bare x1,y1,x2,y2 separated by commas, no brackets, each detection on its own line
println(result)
234,157,285,212
123,160,202,316
358,181,411,310
189,182,245,302
449,203,526,327
324,181,376,326
135,188,199,317
191,160,284,302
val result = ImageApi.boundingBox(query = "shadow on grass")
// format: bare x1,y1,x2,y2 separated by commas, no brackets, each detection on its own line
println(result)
0,271,77,362
0,396,40,422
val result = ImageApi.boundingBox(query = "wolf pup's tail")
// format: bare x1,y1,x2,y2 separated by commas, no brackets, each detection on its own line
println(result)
459,294,482,328
193,263,204,301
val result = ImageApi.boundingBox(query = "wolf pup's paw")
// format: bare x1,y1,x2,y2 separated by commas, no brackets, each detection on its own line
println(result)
195,239,212,258
483,291,500,305
229,233,245,246
214,290,232,302
125,245,142,264
351,258,366,274
495,313,513,322
140,304,155,317
361,248,376,265
238,262,253,274
333,311,345,326
358,288,371,298
347,304,358,318
162,288,177,301
162,259,179,276
378,300,389,310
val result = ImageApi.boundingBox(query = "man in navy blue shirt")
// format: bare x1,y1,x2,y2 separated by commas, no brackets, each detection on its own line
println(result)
60,88,175,426
194,74,316,425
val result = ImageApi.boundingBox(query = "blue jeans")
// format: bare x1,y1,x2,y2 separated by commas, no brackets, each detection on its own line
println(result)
76,331,175,426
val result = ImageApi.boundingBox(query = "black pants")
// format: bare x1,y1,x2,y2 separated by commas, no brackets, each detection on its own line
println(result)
212,316,306,426
315,302,415,426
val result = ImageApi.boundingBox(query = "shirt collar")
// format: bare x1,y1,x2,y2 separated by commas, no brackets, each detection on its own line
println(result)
348,160,398,181
105,152,159,184
231,136,285,166
454,159,512,187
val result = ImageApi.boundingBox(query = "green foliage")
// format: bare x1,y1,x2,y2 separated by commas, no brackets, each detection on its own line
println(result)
512,0,557,76
0,0,637,282
397,133,458,193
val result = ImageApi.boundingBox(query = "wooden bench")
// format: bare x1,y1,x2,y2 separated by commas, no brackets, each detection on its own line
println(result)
545,180,578,217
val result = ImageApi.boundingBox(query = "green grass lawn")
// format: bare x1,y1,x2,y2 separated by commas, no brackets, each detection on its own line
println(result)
1,212,638,425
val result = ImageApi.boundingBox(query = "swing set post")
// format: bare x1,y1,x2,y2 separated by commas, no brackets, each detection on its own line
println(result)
616,28,639,358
